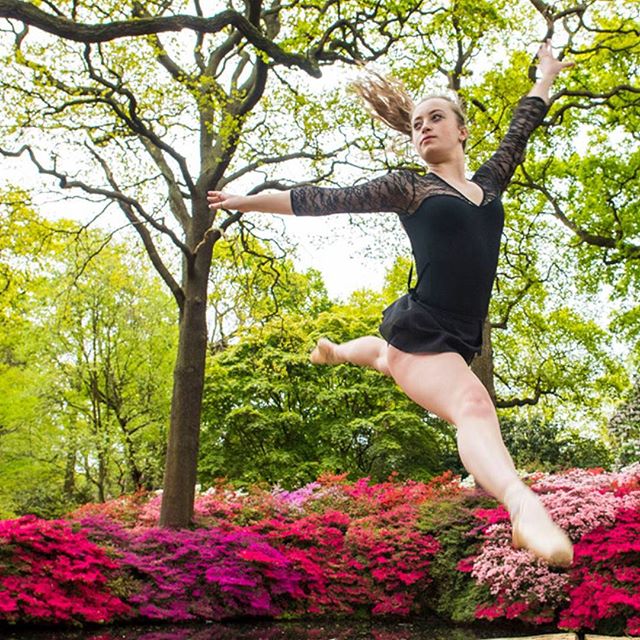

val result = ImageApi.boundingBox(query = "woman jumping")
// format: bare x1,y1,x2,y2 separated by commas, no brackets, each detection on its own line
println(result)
208,40,575,567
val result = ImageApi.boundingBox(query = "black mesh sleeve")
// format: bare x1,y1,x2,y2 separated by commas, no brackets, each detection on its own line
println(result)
474,96,549,195
290,170,419,216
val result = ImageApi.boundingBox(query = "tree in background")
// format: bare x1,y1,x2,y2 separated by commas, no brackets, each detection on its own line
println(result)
0,192,176,517
200,250,458,487
0,0,430,526
0,0,637,525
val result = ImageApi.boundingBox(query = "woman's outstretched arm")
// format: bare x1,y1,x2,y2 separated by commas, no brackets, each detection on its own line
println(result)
527,39,575,104
208,171,416,217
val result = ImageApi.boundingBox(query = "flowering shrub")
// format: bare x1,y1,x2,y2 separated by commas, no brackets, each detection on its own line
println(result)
98,522,304,621
558,507,640,635
246,507,440,617
70,471,461,530
259,472,451,616
69,490,152,527
3,464,639,633
0,515,129,623
460,464,640,633
286,470,462,519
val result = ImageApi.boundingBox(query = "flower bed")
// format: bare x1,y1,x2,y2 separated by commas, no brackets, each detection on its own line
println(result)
0,465,638,635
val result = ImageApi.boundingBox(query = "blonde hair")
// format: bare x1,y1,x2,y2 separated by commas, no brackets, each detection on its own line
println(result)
350,70,468,148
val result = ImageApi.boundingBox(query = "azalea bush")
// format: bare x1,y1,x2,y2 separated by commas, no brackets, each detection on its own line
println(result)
0,465,638,634
78,517,304,622
0,516,129,624
71,472,447,622
460,465,640,635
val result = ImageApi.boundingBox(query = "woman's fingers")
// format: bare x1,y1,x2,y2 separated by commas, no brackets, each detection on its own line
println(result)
537,39,552,58
207,191,227,209
536,39,575,73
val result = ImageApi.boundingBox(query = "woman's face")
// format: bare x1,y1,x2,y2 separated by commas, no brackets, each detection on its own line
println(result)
411,98,467,163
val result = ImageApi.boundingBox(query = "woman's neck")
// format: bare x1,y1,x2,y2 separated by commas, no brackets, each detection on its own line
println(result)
427,156,467,183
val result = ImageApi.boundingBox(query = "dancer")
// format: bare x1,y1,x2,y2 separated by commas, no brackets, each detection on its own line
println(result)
208,40,575,567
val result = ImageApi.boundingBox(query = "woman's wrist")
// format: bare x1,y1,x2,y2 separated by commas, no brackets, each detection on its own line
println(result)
528,76,554,104
235,195,252,212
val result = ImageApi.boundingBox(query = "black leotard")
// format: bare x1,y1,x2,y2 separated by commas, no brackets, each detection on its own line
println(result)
290,96,548,360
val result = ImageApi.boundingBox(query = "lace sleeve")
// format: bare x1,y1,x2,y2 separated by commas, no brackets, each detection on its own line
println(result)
474,96,549,196
290,170,418,216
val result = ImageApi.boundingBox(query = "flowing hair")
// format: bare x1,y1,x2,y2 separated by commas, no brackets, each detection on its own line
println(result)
350,70,468,148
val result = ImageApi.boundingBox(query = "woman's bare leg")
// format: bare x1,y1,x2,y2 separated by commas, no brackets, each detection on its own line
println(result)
385,346,573,567
310,337,390,376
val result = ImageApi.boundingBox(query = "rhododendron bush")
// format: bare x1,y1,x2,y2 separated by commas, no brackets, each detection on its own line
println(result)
0,465,638,635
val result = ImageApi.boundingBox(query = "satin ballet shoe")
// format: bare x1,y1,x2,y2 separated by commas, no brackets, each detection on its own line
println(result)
309,338,343,365
505,485,574,568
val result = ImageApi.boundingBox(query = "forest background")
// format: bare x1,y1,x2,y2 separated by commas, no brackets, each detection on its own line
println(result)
0,0,638,523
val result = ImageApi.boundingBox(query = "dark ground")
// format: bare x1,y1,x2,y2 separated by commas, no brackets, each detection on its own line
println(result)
0,616,588,640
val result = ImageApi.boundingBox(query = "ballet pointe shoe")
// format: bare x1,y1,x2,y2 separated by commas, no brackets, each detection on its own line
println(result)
309,338,343,365
505,484,574,568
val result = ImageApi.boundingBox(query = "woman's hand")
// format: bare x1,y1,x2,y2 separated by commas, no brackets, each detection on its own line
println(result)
207,191,247,211
536,39,575,79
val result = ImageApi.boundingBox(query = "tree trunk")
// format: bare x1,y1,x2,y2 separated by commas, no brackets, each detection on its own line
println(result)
471,318,496,404
63,444,76,497
159,236,212,528
63,417,77,497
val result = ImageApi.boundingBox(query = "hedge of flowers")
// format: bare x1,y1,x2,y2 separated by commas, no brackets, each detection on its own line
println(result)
0,465,638,635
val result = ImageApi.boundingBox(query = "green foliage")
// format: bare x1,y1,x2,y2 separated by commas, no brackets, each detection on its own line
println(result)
416,491,495,622
0,194,177,516
500,415,614,473
200,289,459,489
608,378,640,467
208,233,332,345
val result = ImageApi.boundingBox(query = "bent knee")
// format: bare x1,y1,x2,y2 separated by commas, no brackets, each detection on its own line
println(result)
375,356,391,377
456,386,495,422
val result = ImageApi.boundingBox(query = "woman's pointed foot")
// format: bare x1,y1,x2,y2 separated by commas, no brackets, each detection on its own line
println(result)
505,484,574,568
310,338,344,365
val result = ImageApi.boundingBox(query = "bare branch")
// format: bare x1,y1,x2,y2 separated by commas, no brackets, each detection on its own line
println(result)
131,3,193,85
88,147,186,309
0,0,323,76
0,143,187,308
193,178,292,255
81,44,198,196
140,138,191,231
220,148,342,187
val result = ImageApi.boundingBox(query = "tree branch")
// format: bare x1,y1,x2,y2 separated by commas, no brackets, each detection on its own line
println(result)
0,143,187,308
140,138,191,231
517,165,617,249
0,0,323,77
81,44,198,197
220,149,331,188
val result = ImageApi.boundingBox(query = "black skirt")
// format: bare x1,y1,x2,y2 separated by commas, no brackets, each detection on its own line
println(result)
378,293,483,365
